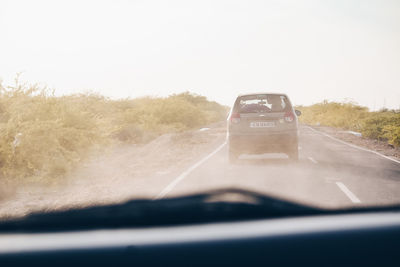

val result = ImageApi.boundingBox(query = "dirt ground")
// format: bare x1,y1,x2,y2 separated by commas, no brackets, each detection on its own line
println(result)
0,123,227,219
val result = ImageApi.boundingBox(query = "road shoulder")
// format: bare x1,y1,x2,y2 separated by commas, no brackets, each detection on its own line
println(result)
304,124,400,162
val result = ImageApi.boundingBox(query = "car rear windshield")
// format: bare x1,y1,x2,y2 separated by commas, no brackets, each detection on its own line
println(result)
235,94,291,113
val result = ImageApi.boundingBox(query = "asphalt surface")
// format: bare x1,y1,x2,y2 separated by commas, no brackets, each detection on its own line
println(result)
155,125,400,209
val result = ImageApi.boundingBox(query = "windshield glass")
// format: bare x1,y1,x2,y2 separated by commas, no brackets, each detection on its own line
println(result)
0,0,400,224
237,95,290,113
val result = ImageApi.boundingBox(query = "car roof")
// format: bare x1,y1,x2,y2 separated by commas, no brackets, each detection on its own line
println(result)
236,92,289,98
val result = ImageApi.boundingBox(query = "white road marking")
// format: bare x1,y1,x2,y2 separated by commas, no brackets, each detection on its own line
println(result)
336,182,361,203
324,177,339,184
199,127,210,132
308,156,318,164
306,126,400,164
155,142,227,199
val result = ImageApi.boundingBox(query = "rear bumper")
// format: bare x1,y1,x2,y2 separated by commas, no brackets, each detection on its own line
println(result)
228,131,298,153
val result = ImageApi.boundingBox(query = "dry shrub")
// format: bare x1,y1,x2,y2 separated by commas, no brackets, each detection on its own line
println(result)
297,101,400,147
0,78,228,183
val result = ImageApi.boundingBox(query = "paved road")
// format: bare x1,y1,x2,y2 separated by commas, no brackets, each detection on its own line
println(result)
155,125,400,208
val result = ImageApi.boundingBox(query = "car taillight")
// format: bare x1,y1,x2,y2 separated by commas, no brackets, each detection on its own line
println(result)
230,113,241,124
284,111,295,122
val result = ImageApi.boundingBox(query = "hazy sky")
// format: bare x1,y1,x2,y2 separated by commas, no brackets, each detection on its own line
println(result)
1,0,399,109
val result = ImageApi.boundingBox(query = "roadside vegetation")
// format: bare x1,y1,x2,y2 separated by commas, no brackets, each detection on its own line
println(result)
297,101,400,147
0,78,228,183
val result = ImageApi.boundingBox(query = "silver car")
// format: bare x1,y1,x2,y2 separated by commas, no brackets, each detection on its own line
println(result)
227,93,301,163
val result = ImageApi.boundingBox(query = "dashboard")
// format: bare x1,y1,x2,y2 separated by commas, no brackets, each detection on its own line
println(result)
1,211,400,266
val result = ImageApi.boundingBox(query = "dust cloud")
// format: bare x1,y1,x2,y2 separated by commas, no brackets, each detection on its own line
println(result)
0,123,227,219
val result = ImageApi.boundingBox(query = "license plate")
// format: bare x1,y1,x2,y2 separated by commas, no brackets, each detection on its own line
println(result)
250,121,275,128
